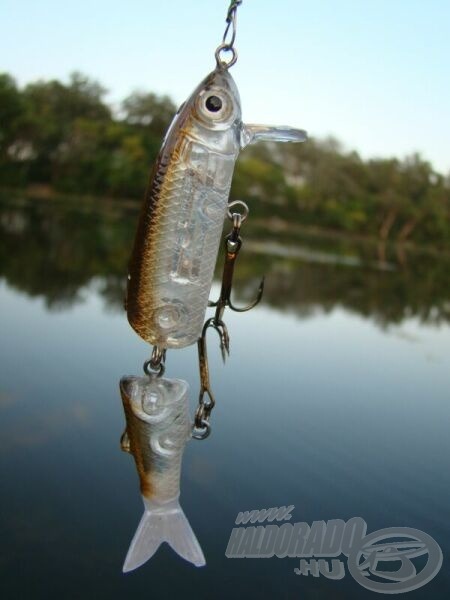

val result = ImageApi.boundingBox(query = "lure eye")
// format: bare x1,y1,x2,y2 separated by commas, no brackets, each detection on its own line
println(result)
205,95,223,112
196,87,236,127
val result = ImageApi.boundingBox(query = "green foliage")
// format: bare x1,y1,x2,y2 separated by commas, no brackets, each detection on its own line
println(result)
0,71,449,248
121,91,176,138
0,71,170,197
0,74,27,185
0,74,23,146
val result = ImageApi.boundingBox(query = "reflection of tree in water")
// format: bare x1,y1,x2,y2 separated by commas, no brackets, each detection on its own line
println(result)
0,196,448,326
0,196,133,309
261,257,450,327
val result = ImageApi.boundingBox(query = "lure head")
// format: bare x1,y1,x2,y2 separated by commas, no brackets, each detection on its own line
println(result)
171,66,307,151
191,67,241,132
171,67,243,153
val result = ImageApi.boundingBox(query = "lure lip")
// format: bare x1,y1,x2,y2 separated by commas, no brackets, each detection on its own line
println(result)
240,124,308,149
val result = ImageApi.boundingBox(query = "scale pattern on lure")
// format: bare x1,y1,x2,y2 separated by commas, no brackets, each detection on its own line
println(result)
126,69,306,350
120,375,205,570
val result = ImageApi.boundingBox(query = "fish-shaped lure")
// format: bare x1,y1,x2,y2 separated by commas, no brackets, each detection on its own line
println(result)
126,65,307,349
120,375,205,570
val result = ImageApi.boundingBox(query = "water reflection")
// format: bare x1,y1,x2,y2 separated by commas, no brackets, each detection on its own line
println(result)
0,194,448,327
1,194,449,599
0,194,134,309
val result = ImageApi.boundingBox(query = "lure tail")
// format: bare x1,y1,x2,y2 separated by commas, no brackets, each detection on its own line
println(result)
123,497,206,571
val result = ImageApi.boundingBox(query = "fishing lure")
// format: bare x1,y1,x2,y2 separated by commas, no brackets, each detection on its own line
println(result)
120,0,307,570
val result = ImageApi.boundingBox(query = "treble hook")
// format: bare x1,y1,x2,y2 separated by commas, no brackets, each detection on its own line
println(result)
193,199,263,440
208,201,265,330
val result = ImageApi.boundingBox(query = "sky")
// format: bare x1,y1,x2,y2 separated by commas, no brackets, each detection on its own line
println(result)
1,0,450,174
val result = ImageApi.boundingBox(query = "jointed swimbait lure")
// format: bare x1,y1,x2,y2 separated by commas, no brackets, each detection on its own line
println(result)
120,0,307,571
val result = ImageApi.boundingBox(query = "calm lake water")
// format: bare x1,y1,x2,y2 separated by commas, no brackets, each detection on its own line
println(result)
0,195,449,599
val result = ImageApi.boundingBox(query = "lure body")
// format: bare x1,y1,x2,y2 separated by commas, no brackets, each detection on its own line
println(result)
120,375,205,570
126,66,307,349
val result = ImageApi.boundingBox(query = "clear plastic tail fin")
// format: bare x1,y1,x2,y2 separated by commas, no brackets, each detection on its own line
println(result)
123,498,206,572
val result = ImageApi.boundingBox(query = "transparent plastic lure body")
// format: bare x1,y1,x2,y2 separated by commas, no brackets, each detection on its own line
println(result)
126,65,307,349
120,375,205,570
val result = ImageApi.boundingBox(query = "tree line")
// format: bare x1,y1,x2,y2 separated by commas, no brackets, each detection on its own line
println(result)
0,72,449,249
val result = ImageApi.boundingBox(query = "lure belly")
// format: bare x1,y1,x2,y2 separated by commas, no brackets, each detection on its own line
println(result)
120,375,205,570
126,66,307,349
